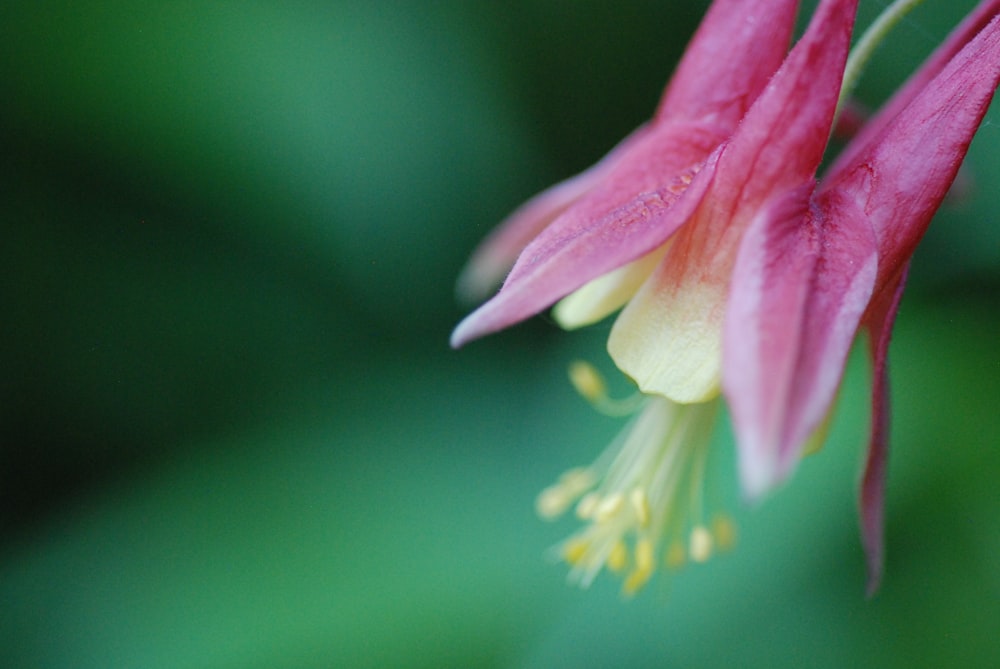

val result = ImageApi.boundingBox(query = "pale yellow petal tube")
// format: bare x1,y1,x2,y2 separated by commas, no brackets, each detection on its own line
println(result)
553,246,667,330
607,257,726,403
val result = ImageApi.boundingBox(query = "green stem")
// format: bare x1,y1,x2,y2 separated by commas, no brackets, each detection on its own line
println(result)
837,0,926,115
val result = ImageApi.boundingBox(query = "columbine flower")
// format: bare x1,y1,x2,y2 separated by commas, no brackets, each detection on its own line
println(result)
453,0,857,592
725,3,1000,593
453,0,999,596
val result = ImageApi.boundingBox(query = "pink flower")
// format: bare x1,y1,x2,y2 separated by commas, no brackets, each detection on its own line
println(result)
726,3,1000,594
452,0,861,592
452,0,1000,594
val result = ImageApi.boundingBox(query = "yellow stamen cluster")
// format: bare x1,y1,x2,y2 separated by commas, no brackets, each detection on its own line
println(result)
537,389,736,595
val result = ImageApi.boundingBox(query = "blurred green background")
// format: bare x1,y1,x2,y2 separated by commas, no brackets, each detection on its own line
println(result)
1,2,998,667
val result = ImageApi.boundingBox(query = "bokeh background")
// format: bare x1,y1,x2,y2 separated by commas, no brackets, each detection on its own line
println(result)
2,1,998,667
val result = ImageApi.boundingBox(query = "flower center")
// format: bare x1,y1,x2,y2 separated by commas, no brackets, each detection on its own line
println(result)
536,363,735,595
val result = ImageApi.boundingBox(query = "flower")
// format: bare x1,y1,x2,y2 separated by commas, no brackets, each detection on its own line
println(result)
725,3,1000,593
452,0,1000,595
452,0,861,592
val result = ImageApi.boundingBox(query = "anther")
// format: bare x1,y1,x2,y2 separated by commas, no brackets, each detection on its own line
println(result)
712,514,737,552
594,493,624,522
535,468,595,519
689,525,713,563
623,538,655,595
559,467,595,489
568,360,608,403
563,539,589,566
575,492,600,519
607,541,628,573
566,360,645,416
666,541,686,569
535,486,569,519
629,488,650,527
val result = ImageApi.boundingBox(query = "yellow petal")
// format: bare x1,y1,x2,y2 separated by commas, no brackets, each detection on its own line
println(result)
608,261,725,402
553,247,666,330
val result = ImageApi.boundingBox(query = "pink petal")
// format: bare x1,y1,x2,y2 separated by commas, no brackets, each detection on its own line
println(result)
822,12,1000,289
450,121,724,348
607,0,859,399
655,0,800,128
858,265,908,597
724,185,878,499
455,124,652,304
451,0,809,348
643,0,859,274
705,0,857,214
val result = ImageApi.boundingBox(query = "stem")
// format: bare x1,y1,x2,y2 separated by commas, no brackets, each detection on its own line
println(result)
837,0,926,114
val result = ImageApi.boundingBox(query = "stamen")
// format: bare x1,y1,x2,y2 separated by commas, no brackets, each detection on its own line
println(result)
594,493,625,522
712,514,737,552
689,525,714,563
630,488,650,528
563,538,589,566
536,467,595,519
568,360,607,403
535,487,567,519
666,541,687,569
538,393,735,593
623,538,655,595
567,360,645,416
607,541,628,573
575,492,600,519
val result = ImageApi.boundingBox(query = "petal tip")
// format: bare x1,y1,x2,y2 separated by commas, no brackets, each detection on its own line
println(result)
738,457,778,504
449,318,474,349
454,254,509,307
864,569,883,599
450,304,507,349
